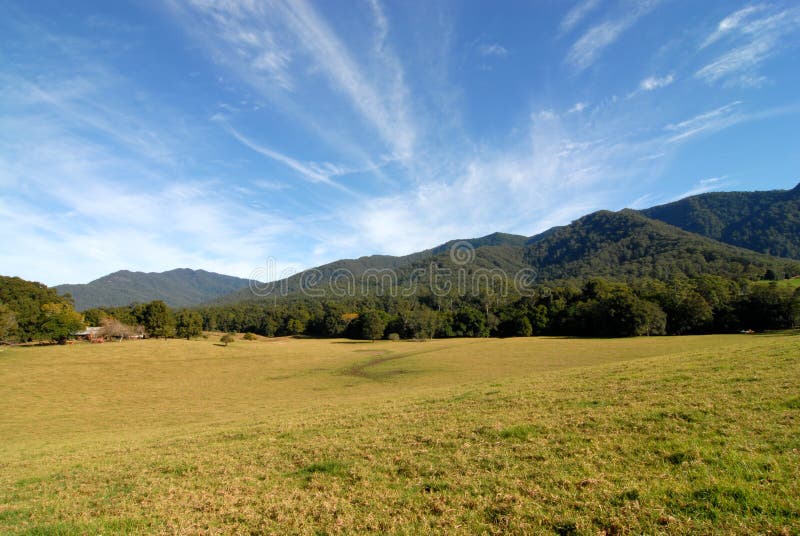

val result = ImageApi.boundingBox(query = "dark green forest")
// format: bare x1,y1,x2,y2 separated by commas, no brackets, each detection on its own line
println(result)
643,183,800,259
74,274,800,341
0,275,84,343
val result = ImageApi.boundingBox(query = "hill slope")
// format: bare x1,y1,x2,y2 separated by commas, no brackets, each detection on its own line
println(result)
56,269,251,311
642,183,800,259
521,209,795,281
213,232,530,304
213,211,799,304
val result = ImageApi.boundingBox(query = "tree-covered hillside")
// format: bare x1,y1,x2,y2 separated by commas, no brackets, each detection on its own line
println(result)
0,275,84,342
55,269,251,311
522,209,797,282
212,210,800,305
642,183,800,259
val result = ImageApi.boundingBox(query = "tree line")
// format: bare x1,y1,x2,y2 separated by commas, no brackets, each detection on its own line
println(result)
81,275,800,341
3,273,797,344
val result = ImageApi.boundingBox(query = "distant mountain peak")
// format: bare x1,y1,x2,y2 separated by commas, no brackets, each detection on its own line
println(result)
56,268,250,311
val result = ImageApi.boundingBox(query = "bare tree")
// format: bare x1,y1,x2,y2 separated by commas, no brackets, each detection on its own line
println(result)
101,317,135,341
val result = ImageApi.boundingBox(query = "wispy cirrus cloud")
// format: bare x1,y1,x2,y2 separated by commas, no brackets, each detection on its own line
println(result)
223,125,373,197
225,127,336,186
566,0,662,72
330,104,674,258
671,176,728,200
0,15,305,284
696,6,800,87
177,0,294,91
626,73,676,98
700,5,765,49
639,73,675,91
173,0,417,159
560,0,602,35
279,0,416,159
665,101,743,142
3,73,178,167
0,122,297,284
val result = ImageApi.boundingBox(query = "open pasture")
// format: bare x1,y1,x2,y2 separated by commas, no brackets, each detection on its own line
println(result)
1,334,798,534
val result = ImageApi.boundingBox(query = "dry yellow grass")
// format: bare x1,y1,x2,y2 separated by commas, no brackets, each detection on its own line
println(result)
1,333,798,534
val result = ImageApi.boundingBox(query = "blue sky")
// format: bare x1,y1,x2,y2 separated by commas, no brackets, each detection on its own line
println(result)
1,0,799,285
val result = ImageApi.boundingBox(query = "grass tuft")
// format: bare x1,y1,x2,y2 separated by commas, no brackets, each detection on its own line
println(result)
296,460,348,479
499,424,542,440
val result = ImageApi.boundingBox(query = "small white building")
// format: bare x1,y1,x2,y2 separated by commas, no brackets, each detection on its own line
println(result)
74,327,104,341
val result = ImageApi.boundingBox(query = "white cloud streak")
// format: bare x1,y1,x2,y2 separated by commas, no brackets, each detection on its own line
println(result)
665,101,743,142
696,6,800,87
639,73,674,91
700,5,765,49
568,102,589,113
560,0,602,35
280,0,416,158
670,176,727,200
330,110,669,258
566,1,661,71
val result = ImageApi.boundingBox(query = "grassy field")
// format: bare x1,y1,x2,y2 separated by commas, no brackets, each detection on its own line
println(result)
1,333,798,534
756,277,800,290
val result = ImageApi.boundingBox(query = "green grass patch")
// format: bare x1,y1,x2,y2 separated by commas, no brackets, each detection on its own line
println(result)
498,424,544,440
296,460,349,479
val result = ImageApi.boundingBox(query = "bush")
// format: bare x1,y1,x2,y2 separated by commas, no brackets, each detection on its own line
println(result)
387,332,401,341
220,333,235,346
243,332,257,341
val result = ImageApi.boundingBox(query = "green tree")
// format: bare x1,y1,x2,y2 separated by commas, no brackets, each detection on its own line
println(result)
652,281,714,335
0,275,73,341
39,302,84,344
528,304,549,334
792,288,800,328
82,308,108,326
0,303,18,343
407,307,438,339
359,310,388,342
286,318,306,335
451,306,489,337
175,309,203,339
220,333,235,346
143,301,175,339
737,284,796,331
514,316,533,337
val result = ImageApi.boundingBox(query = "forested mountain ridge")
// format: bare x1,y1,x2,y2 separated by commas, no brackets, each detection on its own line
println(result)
55,269,250,311
212,234,531,305
521,209,795,281
49,184,800,310
642,183,800,259
212,209,800,305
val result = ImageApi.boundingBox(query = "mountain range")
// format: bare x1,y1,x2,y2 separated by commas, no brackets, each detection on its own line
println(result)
55,269,250,311
54,184,800,310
